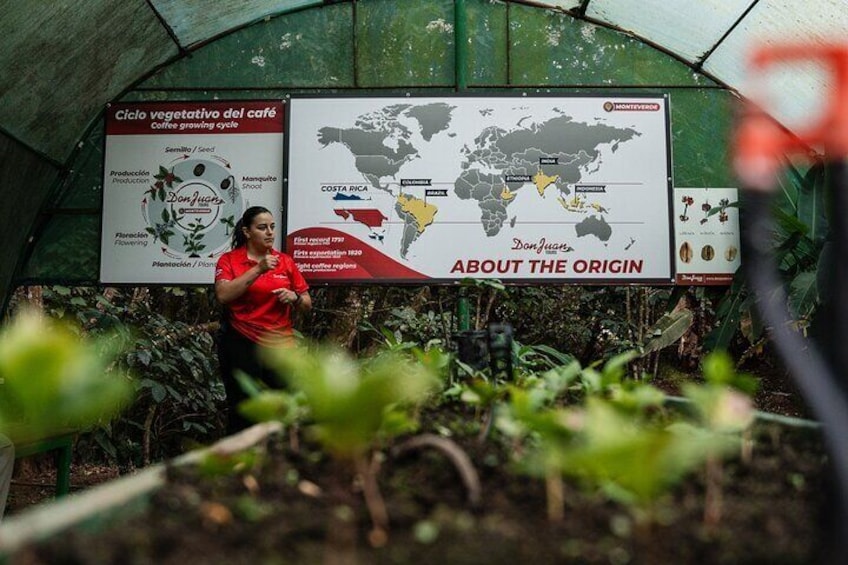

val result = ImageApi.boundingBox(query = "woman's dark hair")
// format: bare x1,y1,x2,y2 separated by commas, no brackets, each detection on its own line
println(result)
232,206,272,249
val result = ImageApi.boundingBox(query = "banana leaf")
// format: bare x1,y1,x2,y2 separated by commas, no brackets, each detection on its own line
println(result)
641,309,694,355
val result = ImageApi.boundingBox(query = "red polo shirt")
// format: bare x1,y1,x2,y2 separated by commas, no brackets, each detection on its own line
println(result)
215,247,309,346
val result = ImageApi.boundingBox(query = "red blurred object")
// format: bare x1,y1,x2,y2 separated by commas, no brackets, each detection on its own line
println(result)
734,44,848,190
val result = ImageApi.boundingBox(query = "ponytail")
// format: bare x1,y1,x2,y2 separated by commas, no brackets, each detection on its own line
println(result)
231,219,246,249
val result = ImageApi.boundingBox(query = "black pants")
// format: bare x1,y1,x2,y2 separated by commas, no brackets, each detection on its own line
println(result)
217,323,279,435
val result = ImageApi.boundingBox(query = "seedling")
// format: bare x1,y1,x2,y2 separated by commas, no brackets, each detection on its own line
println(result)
0,309,134,443
498,351,752,527
680,350,756,527
251,343,440,546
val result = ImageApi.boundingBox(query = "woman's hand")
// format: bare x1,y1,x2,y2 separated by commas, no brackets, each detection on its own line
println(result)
272,288,298,304
272,289,312,311
258,254,279,273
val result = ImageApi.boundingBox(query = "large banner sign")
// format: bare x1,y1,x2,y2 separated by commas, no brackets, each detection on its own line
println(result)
101,100,284,284
286,96,673,283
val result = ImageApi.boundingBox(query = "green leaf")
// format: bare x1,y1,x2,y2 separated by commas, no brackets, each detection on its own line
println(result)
0,311,134,441
136,349,152,366
234,370,264,398
260,344,439,458
601,351,638,384
704,280,745,351
796,163,828,244
546,399,736,505
706,201,739,217
772,206,809,239
542,361,582,395
141,378,166,403
166,384,182,401
238,391,294,423
641,309,694,354
479,279,506,291
530,344,576,366
701,351,734,385
774,163,801,214
788,271,818,320
699,351,758,395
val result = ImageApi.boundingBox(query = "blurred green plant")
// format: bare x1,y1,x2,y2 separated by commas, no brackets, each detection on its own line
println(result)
242,342,441,546
677,350,757,527
10,286,224,467
497,350,754,525
0,309,134,443
445,340,577,442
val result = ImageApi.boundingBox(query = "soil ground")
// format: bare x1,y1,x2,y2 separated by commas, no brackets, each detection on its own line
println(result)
4,361,811,519
5,460,119,517
4,362,831,564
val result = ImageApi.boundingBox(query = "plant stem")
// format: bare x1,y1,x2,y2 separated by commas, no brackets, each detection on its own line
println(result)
546,468,565,522
393,434,482,508
483,289,497,329
143,405,156,467
477,408,494,444
475,291,482,330
704,455,723,528
354,452,389,547
289,424,300,454
741,428,753,465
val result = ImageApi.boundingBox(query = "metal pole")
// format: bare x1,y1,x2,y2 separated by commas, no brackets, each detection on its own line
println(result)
454,0,468,91
457,287,470,332
825,159,848,390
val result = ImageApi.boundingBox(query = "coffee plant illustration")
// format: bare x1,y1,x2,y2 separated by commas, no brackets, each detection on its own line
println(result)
219,214,235,236
146,208,179,246
182,219,207,257
145,165,182,202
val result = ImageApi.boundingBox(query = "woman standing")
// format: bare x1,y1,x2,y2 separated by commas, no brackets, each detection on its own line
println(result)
215,206,311,433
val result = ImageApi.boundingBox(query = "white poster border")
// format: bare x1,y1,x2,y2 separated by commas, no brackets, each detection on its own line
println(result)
284,94,675,285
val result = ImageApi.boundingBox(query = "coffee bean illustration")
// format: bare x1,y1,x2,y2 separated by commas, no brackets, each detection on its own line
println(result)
193,163,206,176
221,176,232,190
701,245,715,261
679,241,692,264
725,245,738,261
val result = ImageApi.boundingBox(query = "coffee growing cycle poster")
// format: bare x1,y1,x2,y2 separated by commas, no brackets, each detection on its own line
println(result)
100,100,284,284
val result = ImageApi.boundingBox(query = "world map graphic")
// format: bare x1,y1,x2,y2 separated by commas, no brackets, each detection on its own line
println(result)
316,102,640,259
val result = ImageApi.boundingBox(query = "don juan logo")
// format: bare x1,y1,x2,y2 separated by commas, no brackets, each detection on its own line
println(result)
512,237,574,254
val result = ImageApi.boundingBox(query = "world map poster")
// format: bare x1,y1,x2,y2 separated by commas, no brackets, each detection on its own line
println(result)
285,96,674,283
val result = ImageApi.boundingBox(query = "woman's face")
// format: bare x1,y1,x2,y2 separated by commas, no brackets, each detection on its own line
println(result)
243,212,275,250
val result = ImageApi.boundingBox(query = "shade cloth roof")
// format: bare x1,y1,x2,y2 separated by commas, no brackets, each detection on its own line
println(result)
2,0,844,164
